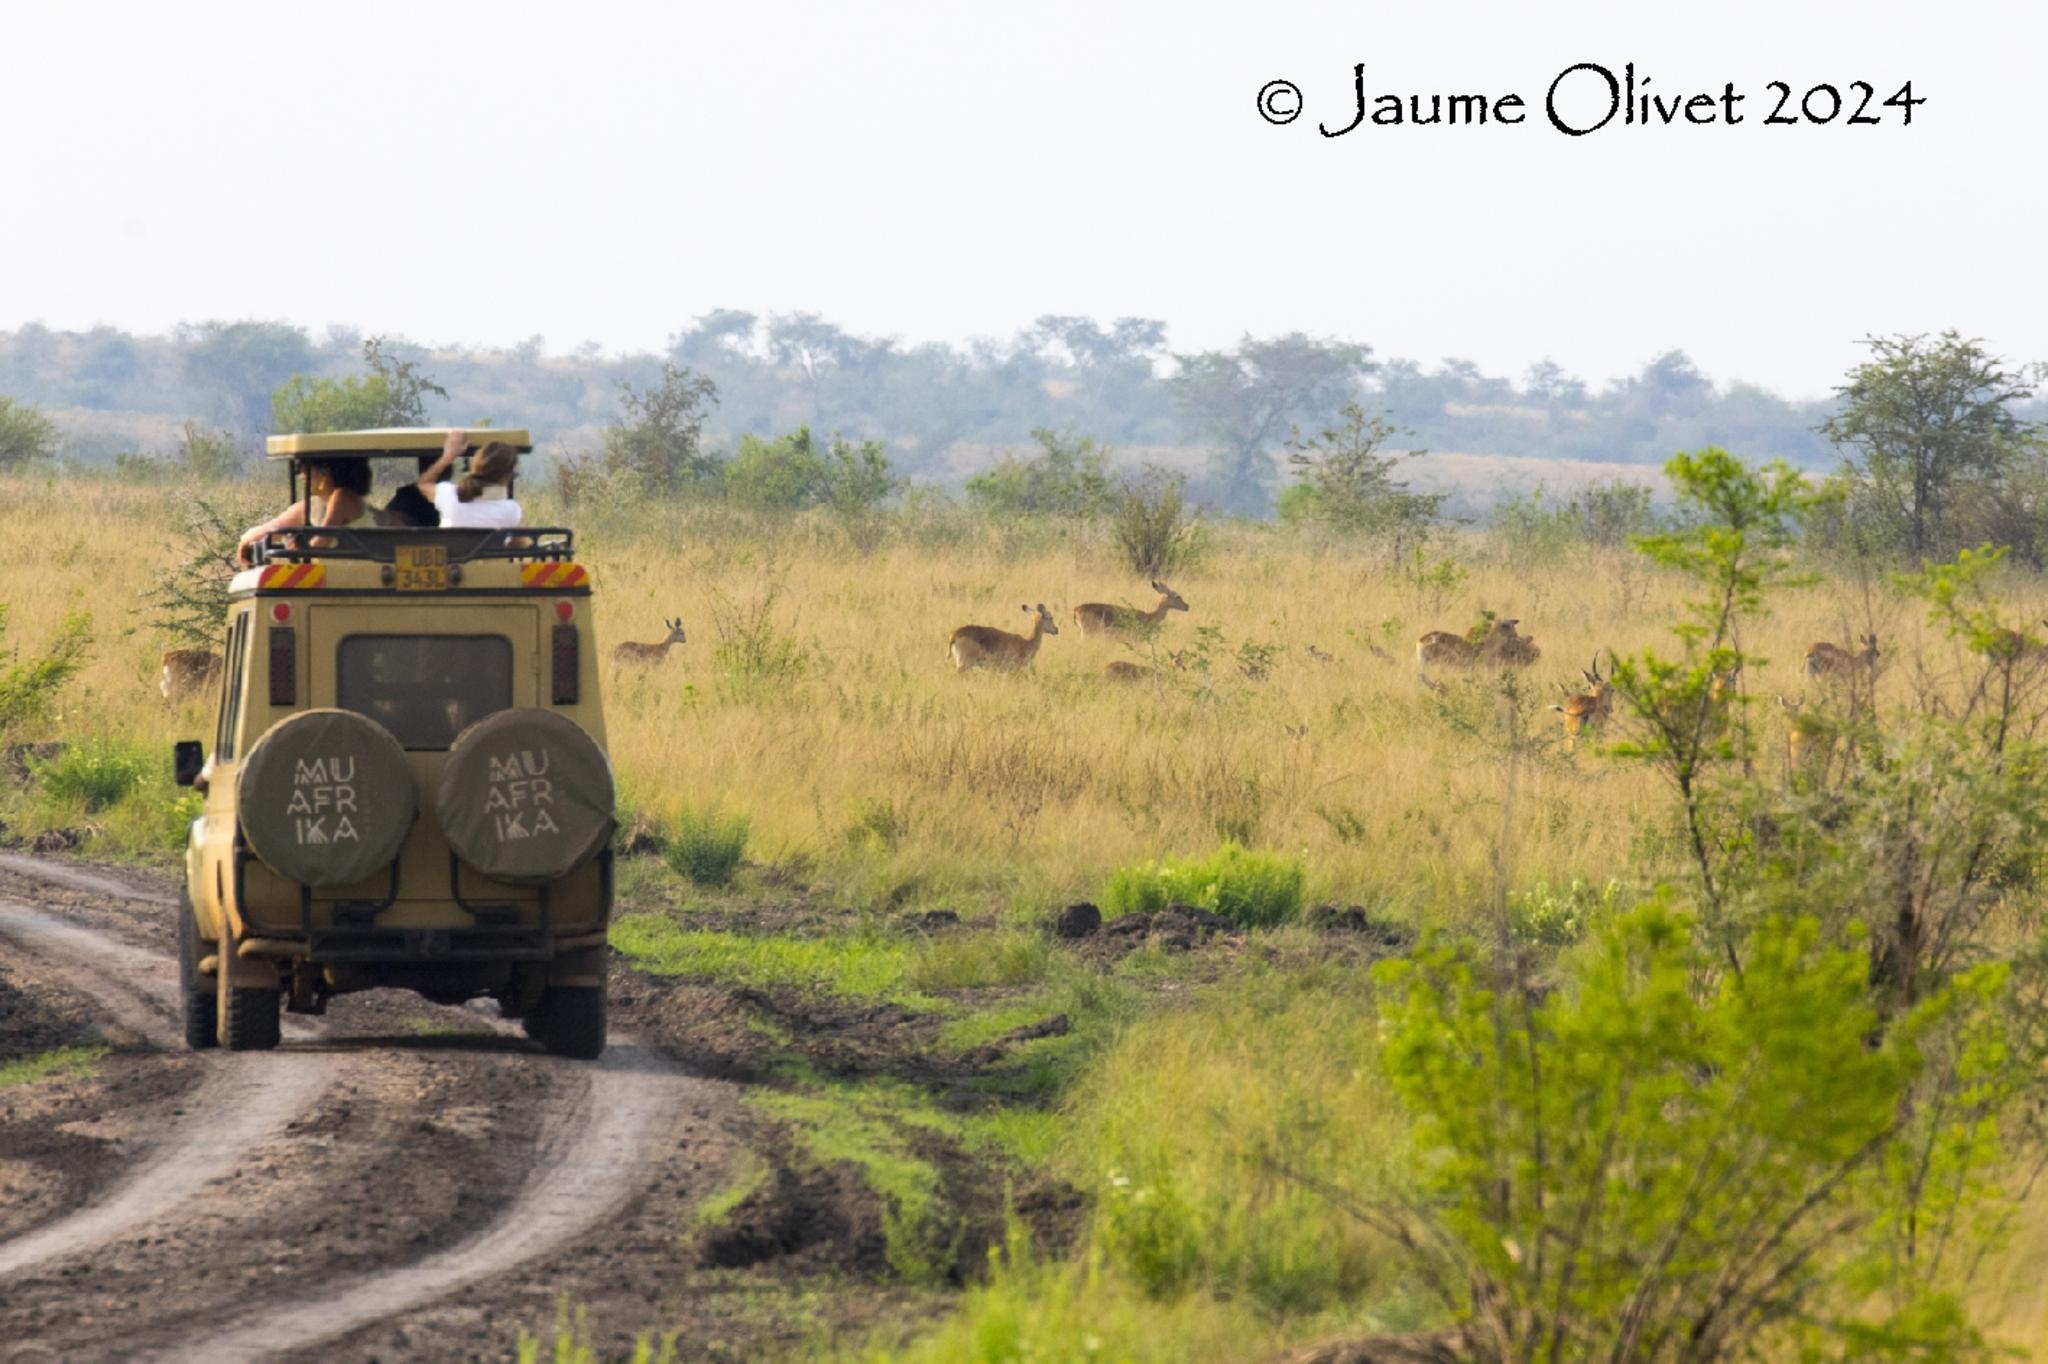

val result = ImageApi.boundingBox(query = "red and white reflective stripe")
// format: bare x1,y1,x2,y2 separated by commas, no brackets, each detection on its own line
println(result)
257,564,326,589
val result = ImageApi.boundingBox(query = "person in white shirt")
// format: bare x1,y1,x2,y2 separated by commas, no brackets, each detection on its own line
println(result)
414,428,523,530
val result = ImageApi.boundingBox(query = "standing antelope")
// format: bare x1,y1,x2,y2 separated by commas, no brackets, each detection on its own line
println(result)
1073,582,1188,636
613,617,687,666
950,603,1059,672
1416,618,1540,669
160,648,222,705
1804,633,1879,682
1549,657,1612,753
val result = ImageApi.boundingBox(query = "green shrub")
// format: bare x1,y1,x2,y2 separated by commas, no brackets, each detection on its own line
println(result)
1110,470,1201,578
659,805,750,887
0,606,91,734
1507,877,1622,947
33,737,148,812
1100,844,1304,928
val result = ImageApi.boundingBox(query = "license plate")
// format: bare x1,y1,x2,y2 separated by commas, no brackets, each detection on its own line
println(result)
394,544,448,591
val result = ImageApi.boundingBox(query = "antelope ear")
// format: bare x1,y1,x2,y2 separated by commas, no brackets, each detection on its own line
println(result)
1021,604,1031,613
1151,580,1167,592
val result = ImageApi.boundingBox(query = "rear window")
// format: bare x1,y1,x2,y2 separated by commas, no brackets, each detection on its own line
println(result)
337,635,513,749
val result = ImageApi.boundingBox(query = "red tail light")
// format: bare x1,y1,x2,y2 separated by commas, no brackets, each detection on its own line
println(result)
552,624,579,705
269,627,297,706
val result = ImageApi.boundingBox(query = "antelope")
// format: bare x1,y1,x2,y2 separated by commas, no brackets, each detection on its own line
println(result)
1988,619,2048,660
949,603,1059,672
1305,643,1335,665
1416,618,1540,670
1549,657,1612,753
613,617,687,666
1804,633,1879,683
1073,581,1188,636
1103,660,1152,682
160,648,222,705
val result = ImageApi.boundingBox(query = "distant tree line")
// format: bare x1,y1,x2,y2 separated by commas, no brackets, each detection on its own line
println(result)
4,318,2045,556
0,314,1851,502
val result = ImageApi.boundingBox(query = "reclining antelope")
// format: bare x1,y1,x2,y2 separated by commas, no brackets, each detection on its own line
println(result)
159,648,222,705
1416,618,1541,670
613,617,687,666
1550,657,1611,752
950,603,1058,672
1073,581,1188,636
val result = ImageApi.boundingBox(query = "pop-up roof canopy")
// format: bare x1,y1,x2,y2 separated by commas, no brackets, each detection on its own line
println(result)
264,428,534,459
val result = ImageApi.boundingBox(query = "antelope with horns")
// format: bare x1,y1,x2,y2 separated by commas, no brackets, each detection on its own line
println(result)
613,617,687,666
160,648,222,706
1073,581,1188,636
950,603,1059,672
1804,632,1879,683
1416,617,1540,670
1549,656,1612,753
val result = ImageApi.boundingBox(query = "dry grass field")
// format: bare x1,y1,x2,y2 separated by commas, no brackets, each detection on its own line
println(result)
5,468,2048,1358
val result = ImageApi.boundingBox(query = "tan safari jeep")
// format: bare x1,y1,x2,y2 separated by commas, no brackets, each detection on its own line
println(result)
173,429,616,1058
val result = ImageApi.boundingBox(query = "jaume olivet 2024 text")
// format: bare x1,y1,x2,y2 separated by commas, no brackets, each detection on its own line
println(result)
1255,63,1924,137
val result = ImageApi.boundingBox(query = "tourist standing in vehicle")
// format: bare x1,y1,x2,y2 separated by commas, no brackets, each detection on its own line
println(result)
236,456,371,565
416,428,523,529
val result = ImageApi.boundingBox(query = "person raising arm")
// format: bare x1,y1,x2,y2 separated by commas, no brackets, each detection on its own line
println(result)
416,429,524,529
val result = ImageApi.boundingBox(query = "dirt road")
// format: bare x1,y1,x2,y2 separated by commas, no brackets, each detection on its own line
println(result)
0,854,743,1362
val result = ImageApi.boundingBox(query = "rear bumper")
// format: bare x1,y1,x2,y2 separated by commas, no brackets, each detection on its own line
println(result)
236,927,607,964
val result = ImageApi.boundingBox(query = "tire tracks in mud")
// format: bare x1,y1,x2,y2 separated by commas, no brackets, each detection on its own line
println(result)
0,858,737,1361
0,900,335,1281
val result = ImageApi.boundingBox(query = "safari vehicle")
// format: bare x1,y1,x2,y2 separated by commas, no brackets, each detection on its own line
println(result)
173,429,617,1058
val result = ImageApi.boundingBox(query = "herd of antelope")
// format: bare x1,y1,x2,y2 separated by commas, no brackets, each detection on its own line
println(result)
154,579,1910,772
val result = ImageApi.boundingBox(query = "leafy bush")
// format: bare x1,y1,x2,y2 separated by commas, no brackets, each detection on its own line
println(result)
964,427,1113,518
599,362,721,495
1110,470,1201,578
1506,877,1622,947
272,336,447,434
1101,844,1304,928
0,607,91,735
33,737,149,812
660,806,750,887
1278,401,1443,550
1372,902,2009,1361
0,396,58,468
724,426,897,513
139,491,271,649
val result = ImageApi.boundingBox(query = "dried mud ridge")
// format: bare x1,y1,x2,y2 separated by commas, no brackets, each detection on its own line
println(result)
0,854,743,1362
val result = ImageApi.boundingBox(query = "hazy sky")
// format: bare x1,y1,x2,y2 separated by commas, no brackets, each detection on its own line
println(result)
4,0,2041,397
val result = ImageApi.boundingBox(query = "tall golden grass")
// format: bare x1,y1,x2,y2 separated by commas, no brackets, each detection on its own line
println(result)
2,470,2036,924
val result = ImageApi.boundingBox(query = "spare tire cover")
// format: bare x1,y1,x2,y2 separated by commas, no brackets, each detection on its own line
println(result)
238,709,416,887
436,708,615,885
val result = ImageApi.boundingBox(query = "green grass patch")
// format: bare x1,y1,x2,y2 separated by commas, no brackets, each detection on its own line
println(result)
690,1153,772,1232
752,1083,958,1284
904,932,1051,993
0,1044,109,1088
1101,843,1305,928
610,914,935,1007
31,736,149,812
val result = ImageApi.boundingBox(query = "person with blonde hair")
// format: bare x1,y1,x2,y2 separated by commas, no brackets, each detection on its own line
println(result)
414,428,523,529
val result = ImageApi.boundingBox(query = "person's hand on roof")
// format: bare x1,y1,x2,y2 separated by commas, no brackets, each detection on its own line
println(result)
416,429,468,498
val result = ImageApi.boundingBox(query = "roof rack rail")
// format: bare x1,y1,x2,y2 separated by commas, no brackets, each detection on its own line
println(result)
252,526,574,565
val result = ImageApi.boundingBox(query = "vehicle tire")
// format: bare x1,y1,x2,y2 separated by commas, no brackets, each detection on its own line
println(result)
536,984,605,1060
518,997,550,1041
177,892,217,1051
223,987,282,1051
